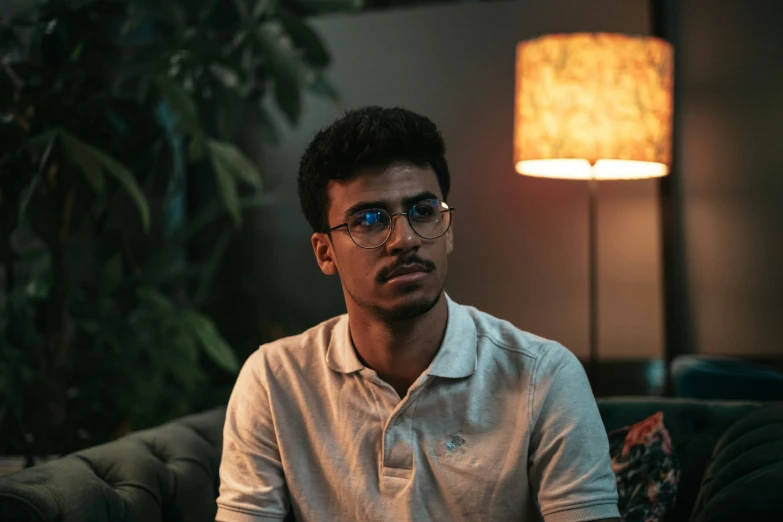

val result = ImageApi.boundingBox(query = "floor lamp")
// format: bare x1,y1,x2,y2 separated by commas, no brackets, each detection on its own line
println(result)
513,33,674,373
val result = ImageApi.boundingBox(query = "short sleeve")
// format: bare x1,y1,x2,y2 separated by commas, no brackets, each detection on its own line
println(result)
216,350,289,522
528,344,620,522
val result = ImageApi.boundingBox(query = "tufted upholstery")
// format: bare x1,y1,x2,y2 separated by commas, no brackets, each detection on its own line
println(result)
1,399,782,522
0,407,226,522
690,405,783,522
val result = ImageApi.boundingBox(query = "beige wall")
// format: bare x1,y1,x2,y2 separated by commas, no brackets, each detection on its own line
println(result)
249,0,662,360
679,1,783,356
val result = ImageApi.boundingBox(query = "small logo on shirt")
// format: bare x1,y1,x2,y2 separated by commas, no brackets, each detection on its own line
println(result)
445,434,466,453
433,432,479,466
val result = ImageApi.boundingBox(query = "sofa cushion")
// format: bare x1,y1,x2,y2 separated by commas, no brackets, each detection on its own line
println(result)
608,412,679,521
690,405,783,522
597,397,762,522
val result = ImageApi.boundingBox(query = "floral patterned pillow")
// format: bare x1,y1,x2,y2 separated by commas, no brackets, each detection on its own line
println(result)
608,412,681,522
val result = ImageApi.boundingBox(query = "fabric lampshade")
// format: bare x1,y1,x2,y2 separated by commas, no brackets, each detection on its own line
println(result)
514,33,674,180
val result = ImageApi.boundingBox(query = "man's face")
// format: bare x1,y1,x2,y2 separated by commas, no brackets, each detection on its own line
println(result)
312,162,453,320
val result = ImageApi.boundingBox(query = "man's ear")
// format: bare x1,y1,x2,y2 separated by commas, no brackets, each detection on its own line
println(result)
445,221,454,255
312,232,339,275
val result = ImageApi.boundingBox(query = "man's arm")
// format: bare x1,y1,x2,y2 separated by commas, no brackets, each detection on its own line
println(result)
216,350,289,522
527,344,621,522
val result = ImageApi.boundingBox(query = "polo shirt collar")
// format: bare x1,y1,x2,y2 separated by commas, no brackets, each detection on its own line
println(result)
326,293,478,379
326,315,364,374
426,293,478,379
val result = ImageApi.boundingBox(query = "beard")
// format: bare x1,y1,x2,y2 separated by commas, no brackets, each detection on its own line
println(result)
347,283,444,322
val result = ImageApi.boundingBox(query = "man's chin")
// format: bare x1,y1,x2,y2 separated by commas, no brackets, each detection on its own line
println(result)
374,290,442,321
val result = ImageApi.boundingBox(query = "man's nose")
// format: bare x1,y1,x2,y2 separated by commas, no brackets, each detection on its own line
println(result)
385,214,422,253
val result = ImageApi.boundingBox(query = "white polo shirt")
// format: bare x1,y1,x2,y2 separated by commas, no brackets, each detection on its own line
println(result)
217,295,619,522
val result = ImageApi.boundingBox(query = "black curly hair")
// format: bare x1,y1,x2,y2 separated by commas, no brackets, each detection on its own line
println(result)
297,106,451,233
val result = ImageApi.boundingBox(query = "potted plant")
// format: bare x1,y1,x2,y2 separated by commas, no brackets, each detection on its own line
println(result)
0,0,357,468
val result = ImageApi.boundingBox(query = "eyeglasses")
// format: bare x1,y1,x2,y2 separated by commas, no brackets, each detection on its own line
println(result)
329,199,455,249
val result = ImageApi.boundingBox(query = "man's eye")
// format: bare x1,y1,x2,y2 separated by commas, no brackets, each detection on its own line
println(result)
411,204,436,219
351,210,386,229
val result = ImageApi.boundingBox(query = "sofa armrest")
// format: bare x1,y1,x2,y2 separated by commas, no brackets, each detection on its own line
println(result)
690,404,783,522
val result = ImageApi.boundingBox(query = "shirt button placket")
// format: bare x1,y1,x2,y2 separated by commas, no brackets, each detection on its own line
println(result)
383,409,414,474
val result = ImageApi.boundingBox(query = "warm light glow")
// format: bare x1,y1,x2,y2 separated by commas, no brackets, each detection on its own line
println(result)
517,159,669,180
516,159,593,179
514,33,674,180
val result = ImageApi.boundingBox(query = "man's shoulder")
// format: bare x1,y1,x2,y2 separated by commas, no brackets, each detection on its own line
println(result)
456,300,575,368
459,302,556,354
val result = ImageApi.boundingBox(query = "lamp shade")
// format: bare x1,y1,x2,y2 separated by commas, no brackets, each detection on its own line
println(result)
514,33,674,180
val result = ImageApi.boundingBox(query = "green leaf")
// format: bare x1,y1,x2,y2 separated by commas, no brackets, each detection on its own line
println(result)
207,139,262,189
20,129,58,220
296,0,363,14
307,74,341,103
252,0,272,18
59,131,104,193
188,134,207,162
231,0,250,20
171,332,199,365
181,310,239,373
255,28,305,124
277,6,331,68
274,68,302,125
100,154,151,232
168,344,203,387
69,41,84,61
209,145,242,225
156,76,200,137
58,131,151,231
26,129,60,154
137,287,175,311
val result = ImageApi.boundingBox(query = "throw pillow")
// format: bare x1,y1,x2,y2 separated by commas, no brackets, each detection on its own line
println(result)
608,411,680,522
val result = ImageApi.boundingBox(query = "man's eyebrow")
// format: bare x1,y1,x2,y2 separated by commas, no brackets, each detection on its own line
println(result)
402,191,439,207
342,191,439,221
343,200,386,222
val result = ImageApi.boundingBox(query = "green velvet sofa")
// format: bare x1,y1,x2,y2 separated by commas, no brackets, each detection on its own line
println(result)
1,398,781,522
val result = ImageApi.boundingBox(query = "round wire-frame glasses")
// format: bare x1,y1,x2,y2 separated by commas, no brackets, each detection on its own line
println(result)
329,199,455,249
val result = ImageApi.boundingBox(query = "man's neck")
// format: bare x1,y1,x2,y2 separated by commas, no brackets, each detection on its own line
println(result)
347,294,449,399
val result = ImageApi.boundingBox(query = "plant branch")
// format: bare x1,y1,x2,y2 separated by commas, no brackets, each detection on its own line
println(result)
43,181,77,452
19,133,57,221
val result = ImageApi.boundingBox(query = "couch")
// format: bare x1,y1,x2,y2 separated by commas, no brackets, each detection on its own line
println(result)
671,355,783,401
1,398,781,522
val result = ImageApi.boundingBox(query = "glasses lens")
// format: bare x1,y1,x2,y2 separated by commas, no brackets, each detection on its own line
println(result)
410,200,451,239
348,209,391,248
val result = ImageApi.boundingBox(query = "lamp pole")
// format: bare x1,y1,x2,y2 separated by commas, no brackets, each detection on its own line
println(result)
587,175,600,377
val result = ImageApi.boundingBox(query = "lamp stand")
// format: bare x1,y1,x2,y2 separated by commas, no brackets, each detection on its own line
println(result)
587,176,600,379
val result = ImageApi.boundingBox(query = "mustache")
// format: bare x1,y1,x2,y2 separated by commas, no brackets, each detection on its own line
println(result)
376,254,436,283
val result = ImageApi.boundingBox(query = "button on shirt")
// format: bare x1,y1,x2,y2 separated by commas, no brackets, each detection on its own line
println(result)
217,295,620,522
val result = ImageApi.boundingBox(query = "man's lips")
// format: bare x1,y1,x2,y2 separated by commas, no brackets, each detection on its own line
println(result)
384,263,430,282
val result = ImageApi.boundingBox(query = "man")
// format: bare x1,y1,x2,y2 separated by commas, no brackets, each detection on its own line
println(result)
216,107,620,522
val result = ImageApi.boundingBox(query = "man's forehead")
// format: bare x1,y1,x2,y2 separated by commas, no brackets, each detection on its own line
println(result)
328,164,441,208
